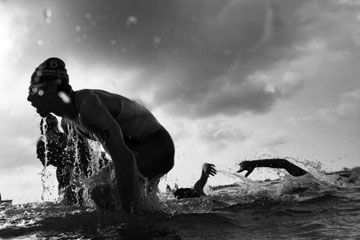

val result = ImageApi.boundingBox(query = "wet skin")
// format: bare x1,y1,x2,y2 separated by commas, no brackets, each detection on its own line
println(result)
28,82,174,213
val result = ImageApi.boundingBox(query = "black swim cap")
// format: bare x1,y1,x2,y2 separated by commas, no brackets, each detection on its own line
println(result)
31,57,69,85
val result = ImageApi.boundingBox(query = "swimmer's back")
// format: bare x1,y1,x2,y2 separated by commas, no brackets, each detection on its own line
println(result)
74,89,163,141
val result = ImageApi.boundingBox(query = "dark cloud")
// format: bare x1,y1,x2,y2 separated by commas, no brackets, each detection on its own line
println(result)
10,0,350,118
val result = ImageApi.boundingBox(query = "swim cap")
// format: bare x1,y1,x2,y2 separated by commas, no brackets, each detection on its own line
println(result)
31,57,69,85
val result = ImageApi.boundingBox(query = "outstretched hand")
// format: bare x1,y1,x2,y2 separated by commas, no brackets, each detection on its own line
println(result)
237,161,255,177
202,163,217,177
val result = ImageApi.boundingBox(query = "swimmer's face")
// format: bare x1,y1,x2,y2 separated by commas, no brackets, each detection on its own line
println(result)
27,82,57,117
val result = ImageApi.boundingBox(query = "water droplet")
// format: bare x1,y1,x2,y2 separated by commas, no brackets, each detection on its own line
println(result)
37,40,44,46
110,39,117,45
85,13,92,20
58,92,71,104
125,16,138,28
43,8,52,24
75,25,81,32
38,90,44,96
154,36,161,45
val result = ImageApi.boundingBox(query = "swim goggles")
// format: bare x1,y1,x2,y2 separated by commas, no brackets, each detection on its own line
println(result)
28,82,51,96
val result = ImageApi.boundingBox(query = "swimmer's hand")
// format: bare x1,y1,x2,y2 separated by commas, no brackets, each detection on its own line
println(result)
237,161,255,177
202,163,217,177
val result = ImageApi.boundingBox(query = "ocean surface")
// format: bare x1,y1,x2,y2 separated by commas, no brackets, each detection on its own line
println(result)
1,170,360,240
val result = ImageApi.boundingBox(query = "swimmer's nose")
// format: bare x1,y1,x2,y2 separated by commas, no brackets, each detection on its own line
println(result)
27,93,33,102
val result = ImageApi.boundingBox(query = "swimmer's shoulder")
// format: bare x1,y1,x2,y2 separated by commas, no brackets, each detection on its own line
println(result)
75,89,126,104
74,89,127,115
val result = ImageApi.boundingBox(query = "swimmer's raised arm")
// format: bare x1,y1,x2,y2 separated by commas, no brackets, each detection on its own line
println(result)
193,163,216,195
237,158,308,177
78,92,140,212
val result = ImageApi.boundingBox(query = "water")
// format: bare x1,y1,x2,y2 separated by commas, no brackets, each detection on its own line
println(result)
6,122,360,239
1,173,360,240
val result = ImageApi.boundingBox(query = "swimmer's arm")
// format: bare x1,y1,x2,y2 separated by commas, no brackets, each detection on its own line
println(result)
78,92,140,213
193,163,216,195
238,159,308,177
253,159,296,168
193,173,207,195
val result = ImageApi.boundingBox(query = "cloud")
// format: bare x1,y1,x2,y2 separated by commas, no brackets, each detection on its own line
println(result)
317,88,360,121
0,110,39,169
3,0,360,121
198,118,249,150
257,133,290,148
287,87,360,125
6,0,332,119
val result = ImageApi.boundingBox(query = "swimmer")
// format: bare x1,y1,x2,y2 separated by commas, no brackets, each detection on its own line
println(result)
28,57,174,213
239,158,360,184
237,158,308,177
237,158,333,195
168,163,216,199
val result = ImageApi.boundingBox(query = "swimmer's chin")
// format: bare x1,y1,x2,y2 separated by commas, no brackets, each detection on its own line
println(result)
36,109,50,118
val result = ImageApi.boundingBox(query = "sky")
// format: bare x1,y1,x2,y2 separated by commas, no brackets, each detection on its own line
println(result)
0,0,359,203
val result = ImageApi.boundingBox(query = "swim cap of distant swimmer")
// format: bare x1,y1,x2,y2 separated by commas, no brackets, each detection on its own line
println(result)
31,57,69,85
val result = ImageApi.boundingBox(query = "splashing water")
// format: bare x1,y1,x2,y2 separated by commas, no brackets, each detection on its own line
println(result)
1,157,360,239
62,122,101,206
23,120,360,238
39,120,57,202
